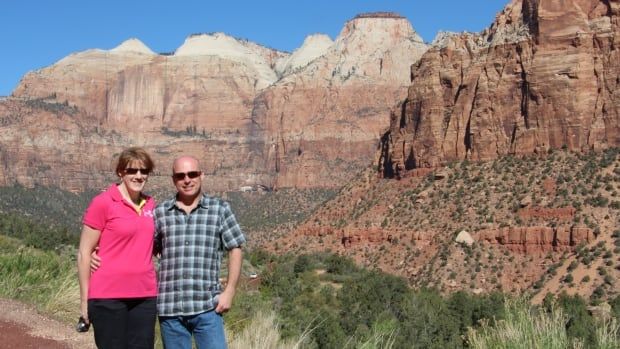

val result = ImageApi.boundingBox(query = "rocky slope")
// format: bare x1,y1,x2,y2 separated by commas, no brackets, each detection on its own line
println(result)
265,148,619,299
380,0,620,178
2,13,427,191
261,0,620,300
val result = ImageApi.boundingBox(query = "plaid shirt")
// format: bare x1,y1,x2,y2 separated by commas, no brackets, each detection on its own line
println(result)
154,193,246,316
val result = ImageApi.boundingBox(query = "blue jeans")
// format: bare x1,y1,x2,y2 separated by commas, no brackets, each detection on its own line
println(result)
159,310,227,349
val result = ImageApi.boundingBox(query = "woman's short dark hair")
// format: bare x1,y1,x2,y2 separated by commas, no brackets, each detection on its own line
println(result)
115,147,154,175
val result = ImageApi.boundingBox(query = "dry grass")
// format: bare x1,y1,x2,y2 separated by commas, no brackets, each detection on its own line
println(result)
466,298,619,349
228,310,311,349
45,271,80,322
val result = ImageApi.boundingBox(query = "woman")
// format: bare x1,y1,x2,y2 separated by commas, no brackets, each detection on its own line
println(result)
77,147,157,349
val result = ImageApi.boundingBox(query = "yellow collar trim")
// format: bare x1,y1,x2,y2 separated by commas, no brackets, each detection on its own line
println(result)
133,197,147,214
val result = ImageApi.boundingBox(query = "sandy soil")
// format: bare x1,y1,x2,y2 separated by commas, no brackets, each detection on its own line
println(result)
0,298,95,349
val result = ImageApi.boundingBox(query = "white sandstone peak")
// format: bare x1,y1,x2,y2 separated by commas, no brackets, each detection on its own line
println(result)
175,32,247,57
174,33,279,89
310,13,428,85
275,34,333,77
110,38,155,55
335,13,425,51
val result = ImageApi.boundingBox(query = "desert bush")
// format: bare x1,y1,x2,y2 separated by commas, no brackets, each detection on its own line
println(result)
467,298,619,349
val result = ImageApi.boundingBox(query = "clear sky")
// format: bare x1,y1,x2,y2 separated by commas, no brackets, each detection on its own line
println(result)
0,0,510,96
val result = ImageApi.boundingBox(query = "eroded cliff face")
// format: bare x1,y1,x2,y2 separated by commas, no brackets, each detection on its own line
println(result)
14,35,279,134
253,14,428,188
8,37,283,191
380,0,620,178
4,14,428,191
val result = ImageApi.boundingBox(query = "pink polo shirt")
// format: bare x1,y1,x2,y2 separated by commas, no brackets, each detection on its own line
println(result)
83,184,157,299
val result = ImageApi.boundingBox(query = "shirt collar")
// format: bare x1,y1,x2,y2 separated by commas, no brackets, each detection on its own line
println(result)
108,184,123,202
166,193,209,211
108,183,151,204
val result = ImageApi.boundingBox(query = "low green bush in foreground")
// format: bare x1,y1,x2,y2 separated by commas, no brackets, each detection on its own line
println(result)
467,298,619,349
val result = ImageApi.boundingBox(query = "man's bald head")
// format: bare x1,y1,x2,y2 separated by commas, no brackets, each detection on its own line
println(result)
172,156,200,174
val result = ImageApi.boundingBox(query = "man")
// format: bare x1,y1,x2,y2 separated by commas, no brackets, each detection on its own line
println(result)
92,155,245,349
154,156,245,349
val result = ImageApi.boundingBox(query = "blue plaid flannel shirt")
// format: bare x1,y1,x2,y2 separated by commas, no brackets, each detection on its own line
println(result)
154,193,246,316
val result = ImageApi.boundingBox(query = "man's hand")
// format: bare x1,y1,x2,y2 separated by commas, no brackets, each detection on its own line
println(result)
215,247,242,314
90,247,101,273
215,288,234,314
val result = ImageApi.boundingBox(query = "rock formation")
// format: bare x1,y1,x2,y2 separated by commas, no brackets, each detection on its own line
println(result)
380,0,620,178
253,13,428,188
475,225,593,253
2,14,428,191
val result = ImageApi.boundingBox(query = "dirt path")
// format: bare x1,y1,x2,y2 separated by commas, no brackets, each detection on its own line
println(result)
0,298,95,349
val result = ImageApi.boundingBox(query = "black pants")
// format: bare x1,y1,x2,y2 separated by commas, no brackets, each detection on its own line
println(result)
88,297,157,349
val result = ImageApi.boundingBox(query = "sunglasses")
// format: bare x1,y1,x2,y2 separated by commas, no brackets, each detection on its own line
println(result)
125,168,151,175
173,171,202,181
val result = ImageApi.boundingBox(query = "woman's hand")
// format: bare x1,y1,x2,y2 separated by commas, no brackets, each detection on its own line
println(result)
80,300,89,324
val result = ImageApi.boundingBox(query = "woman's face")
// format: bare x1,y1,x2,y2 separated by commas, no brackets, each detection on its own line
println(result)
119,160,150,194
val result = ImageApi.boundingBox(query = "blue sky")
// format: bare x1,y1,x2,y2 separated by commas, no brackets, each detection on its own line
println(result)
0,0,509,96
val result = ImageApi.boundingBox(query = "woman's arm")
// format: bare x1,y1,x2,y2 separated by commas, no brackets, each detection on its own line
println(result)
77,225,101,324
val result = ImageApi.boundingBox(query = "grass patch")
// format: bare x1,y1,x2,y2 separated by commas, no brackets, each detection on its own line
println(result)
467,298,620,349
0,235,77,322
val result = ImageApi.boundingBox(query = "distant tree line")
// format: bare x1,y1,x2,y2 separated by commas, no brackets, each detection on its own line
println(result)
0,212,77,251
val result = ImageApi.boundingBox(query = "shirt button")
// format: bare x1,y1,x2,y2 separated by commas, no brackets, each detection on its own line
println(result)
185,241,189,245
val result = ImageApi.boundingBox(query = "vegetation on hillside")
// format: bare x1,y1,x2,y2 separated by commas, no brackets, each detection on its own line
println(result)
313,148,619,233
0,184,97,235
0,182,336,250
275,148,620,301
226,188,337,245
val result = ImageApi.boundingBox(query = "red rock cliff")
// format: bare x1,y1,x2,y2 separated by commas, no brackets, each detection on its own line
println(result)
380,0,620,178
2,16,427,192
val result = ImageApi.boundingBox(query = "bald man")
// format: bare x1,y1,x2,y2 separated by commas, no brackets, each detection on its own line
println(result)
154,156,245,349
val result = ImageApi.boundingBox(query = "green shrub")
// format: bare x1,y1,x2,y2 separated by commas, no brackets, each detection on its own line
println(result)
467,298,619,349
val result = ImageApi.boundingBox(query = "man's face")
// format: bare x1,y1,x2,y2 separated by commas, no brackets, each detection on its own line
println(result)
172,158,204,199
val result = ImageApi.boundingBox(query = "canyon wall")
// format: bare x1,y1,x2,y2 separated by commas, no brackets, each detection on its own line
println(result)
380,0,620,178
1,13,428,192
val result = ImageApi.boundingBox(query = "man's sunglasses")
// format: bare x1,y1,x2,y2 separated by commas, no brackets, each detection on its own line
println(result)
125,168,151,175
173,171,202,181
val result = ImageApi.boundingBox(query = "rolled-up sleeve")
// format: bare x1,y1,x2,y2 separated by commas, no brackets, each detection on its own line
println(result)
219,201,246,249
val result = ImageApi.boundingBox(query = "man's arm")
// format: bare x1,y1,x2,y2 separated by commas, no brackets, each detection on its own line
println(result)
215,247,242,314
